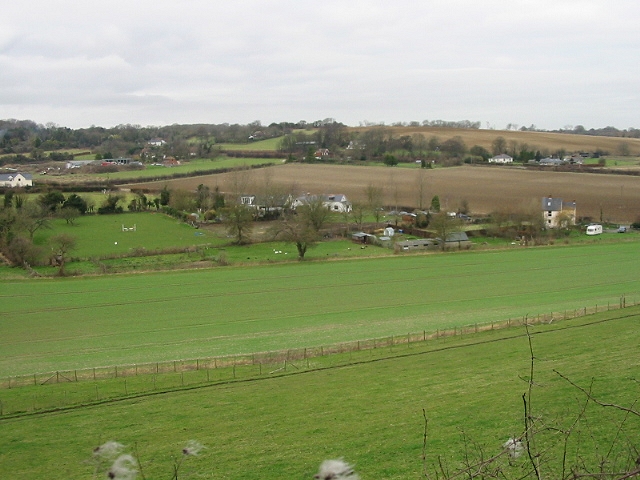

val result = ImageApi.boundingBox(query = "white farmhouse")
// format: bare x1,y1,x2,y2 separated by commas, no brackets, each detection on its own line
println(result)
542,196,576,228
0,172,33,188
293,193,352,213
489,154,513,164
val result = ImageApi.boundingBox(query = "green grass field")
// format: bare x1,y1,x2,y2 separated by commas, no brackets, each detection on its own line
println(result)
33,156,278,183
2,241,640,378
0,309,637,479
32,212,223,259
218,137,282,151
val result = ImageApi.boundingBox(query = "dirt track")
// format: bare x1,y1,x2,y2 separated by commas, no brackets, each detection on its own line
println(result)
129,164,640,223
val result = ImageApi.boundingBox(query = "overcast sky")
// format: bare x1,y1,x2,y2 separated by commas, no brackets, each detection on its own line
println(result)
1,1,639,130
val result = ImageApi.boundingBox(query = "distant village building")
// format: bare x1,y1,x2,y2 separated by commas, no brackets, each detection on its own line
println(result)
148,138,166,147
65,160,96,169
293,194,352,213
239,193,293,218
542,196,576,228
0,172,32,188
101,157,133,166
539,157,565,166
489,154,513,164
314,148,330,159
563,155,584,165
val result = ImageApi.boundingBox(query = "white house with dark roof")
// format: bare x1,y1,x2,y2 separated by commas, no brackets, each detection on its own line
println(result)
542,196,576,228
292,193,352,213
148,138,166,147
0,172,32,188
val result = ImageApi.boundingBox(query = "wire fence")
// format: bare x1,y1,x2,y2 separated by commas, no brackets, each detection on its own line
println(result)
3,295,634,392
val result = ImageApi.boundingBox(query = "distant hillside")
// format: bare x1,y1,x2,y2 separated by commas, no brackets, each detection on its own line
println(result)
348,126,640,156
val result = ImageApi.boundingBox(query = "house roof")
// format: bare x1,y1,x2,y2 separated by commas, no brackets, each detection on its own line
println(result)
445,232,469,242
542,197,576,211
0,172,32,181
396,239,436,247
539,157,564,165
295,194,349,204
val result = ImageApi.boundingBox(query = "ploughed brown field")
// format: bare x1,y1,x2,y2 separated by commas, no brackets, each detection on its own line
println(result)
129,164,640,223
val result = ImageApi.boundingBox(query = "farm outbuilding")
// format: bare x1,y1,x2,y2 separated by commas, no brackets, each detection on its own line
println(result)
394,238,440,252
443,231,472,250
352,232,376,244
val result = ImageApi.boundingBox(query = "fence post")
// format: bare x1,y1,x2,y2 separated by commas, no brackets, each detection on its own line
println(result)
114,366,117,378
74,370,78,382
34,374,37,386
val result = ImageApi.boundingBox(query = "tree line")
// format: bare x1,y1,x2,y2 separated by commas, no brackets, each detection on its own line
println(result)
2,118,636,169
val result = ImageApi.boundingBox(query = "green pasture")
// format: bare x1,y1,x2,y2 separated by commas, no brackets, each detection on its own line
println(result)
33,156,277,183
0,310,637,479
581,156,640,167
32,212,223,259
2,241,640,378
219,137,282,151
21,210,392,275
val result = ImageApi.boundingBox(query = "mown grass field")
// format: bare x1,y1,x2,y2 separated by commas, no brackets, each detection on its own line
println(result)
33,156,277,184
218,137,282,151
0,309,637,479
2,241,640,378
16,210,395,276
32,212,222,259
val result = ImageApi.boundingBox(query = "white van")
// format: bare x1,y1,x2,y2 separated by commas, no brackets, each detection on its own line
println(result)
586,224,603,235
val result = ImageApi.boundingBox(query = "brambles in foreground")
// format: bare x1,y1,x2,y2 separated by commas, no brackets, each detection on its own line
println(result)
90,440,205,480
422,324,640,480
314,459,360,480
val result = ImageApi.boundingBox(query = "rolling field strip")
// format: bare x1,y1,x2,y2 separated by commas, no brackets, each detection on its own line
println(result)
2,242,640,376
0,243,632,312
1,310,638,480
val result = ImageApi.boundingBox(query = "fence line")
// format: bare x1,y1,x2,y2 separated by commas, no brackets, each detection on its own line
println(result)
2,295,636,390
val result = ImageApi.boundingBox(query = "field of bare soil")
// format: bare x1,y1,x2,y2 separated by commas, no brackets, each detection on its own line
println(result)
130,164,640,223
